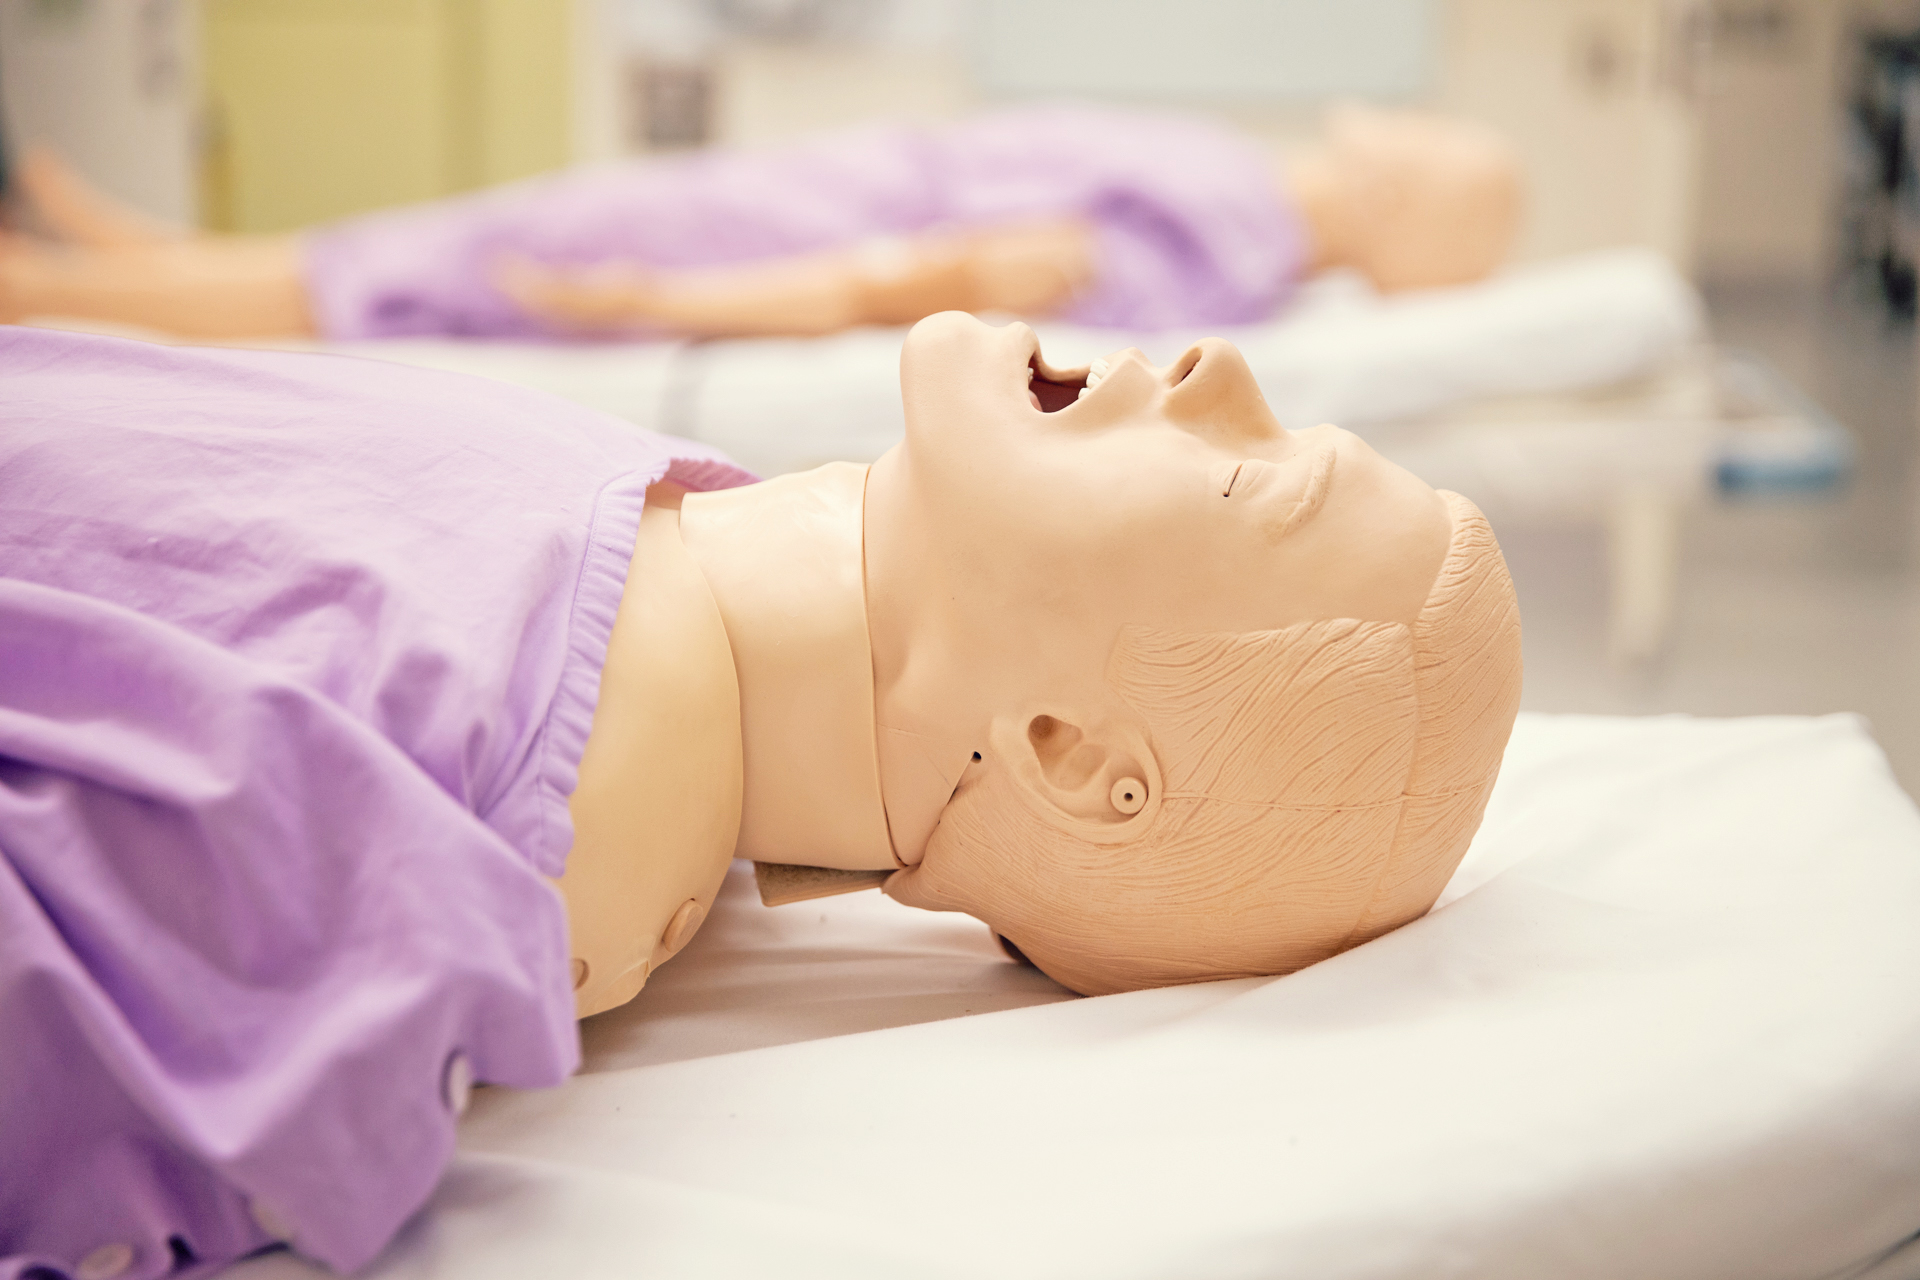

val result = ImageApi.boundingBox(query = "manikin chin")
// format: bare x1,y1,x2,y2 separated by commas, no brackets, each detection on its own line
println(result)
557,311,1523,1015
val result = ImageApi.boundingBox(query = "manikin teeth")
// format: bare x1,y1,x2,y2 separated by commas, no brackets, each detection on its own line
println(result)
1076,356,1110,401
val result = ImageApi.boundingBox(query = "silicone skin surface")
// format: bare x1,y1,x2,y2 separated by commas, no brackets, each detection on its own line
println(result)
559,494,744,1018
869,314,1524,995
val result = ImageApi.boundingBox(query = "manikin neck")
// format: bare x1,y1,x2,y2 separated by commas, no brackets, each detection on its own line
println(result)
678,462,899,872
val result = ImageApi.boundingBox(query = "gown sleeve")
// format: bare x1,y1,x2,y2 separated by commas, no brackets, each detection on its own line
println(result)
0,578,579,1280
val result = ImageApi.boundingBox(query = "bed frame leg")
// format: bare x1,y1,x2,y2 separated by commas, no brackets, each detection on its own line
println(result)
1606,486,1683,666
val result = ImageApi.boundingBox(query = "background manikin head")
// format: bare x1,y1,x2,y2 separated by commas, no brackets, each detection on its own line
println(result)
866,313,1523,996
1296,105,1525,292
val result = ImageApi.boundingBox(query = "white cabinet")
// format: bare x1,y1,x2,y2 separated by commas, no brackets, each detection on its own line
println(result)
1439,0,1706,269
0,0,201,225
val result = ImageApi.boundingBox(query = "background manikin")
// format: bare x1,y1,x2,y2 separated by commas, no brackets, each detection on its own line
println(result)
0,105,1521,341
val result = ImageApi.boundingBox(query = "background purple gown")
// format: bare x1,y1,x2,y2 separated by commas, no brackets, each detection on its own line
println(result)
0,326,753,1279
304,103,1305,339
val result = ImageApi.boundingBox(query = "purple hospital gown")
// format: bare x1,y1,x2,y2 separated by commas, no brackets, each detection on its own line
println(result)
0,326,754,1279
304,103,1305,339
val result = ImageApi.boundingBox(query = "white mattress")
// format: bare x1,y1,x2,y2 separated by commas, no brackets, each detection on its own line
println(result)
231,712,1920,1280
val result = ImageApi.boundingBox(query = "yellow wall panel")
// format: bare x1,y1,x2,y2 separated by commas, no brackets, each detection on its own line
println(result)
471,0,573,188
202,0,571,233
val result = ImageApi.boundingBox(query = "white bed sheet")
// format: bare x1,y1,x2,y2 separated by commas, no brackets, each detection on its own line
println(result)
233,712,1920,1280
323,337,689,436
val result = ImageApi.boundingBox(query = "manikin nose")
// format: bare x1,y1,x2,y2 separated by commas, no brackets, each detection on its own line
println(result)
1159,338,1283,441
1080,347,1149,396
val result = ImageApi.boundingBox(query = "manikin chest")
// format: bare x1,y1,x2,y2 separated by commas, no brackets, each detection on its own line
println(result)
558,495,744,1018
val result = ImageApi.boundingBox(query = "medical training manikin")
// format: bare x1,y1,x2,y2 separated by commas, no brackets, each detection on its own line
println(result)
0,312,1520,1279
562,310,1524,1009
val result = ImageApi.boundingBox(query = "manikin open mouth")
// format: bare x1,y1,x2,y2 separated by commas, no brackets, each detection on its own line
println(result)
1024,339,1203,413
1025,348,1089,413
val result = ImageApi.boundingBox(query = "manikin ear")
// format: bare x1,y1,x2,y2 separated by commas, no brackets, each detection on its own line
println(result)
882,708,1160,916
994,709,1158,829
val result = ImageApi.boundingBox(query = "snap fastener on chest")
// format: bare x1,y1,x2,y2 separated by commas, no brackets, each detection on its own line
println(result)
249,1198,295,1244
660,898,706,956
76,1242,133,1280
442,1050,474,1116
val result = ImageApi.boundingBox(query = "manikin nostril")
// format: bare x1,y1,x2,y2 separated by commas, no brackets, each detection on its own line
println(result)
1169,348,1202,387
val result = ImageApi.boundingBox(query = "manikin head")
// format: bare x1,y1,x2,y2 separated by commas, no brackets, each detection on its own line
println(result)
865,313,1522,996
1296,105,1524,292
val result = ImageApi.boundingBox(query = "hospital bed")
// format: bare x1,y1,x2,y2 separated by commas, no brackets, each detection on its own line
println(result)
340,248,1853,664
224,710,1920,1280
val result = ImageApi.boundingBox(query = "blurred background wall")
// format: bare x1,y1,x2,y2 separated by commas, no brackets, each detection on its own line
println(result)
196,0,579,231
5,0,1918,294
0,0,1898,287
622,0,1712,268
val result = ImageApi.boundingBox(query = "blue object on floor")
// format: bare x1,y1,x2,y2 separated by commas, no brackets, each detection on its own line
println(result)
1712,347,1858,498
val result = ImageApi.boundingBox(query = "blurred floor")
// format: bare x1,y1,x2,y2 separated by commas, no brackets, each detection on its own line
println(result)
1506,280,1920,799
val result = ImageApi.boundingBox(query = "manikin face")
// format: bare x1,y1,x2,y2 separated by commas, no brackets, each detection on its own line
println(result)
862,312,1453,865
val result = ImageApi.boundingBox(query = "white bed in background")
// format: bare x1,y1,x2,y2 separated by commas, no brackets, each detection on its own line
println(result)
228,712,1920,1280
343,248,1709,473
340,249,1851,663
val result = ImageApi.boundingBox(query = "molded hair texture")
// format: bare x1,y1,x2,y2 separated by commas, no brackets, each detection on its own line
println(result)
896,491,1522,996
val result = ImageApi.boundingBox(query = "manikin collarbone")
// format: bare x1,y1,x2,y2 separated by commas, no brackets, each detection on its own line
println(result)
558,499,744,1018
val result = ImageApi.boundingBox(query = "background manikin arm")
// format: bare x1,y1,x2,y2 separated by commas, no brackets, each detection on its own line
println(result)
493,219,1095,338
0,232,316,339
1,152,1090,340
10,146,187,248
1,149,314,338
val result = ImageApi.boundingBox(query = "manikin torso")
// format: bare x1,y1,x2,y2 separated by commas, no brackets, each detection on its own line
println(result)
555,486,740,1017
558,466,896,1017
